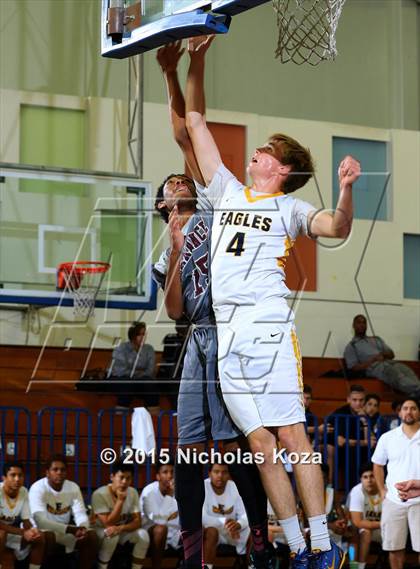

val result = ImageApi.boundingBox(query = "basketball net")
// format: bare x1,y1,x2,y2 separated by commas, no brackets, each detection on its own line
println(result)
57,262,110,319
273,0,346,65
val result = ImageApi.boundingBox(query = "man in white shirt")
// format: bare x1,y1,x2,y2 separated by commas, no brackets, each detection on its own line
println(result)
29,454,98,568
91,461,149,569
202,464,250,568
372,398,420,569
348,463,382,569
140,461,181,568
0,462,53,569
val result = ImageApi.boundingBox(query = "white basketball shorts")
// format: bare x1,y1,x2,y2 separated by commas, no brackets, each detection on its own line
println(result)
216,306,305,436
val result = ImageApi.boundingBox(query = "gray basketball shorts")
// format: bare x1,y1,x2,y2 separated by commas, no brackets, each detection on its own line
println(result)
177,325,241,445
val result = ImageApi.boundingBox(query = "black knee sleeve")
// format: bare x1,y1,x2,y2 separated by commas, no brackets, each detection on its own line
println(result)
175,459,205,530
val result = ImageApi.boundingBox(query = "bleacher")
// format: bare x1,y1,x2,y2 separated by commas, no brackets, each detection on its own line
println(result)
3,345,419,415
1,345,419,568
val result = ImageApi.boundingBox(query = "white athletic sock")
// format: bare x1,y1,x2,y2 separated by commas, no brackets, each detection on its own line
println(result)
98,562,108,569
206,565,214,569
280,515,306,553
132,563,143,569
358,563,366,569
308,514,331,552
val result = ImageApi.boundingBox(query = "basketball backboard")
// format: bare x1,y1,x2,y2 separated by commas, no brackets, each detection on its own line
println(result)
0,164,156,311
101,0,271,59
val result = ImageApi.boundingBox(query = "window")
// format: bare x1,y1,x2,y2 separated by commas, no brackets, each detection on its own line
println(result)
20,105,86,196
403,234,420,300
332,137,389,221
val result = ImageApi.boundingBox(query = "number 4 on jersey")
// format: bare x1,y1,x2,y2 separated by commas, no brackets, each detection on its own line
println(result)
226,232,246,256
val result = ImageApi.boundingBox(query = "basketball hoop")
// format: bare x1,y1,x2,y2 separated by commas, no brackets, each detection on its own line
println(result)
57,261,110,318
273,0,346,65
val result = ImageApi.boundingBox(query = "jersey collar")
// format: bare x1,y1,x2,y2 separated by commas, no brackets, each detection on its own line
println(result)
244,187,284,203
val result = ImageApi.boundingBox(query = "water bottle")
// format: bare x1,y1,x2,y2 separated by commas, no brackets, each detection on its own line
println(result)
348,544,358,569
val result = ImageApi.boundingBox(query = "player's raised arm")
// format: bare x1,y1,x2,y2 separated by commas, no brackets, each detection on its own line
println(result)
308,155,360,238
157,41,205,186
185,36,222,187
164,206,185,320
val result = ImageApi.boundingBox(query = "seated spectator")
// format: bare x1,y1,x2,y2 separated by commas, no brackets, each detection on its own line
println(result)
389,400,402,430
327,385,374,489
0,462,53,569
327,385,373,448
344,314,420,397
202,464,250,568
29,454,98,569
108,322,157,408
347,463,382,569
140,461,181,568
91,461,149,569
364,393,381,434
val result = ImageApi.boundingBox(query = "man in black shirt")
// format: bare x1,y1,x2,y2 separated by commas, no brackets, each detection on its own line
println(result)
327,385,374,490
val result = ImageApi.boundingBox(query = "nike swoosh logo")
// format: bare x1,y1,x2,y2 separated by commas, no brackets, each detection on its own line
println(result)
270,333,281,338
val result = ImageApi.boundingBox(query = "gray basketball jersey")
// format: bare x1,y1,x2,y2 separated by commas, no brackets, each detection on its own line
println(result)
180,210,213,323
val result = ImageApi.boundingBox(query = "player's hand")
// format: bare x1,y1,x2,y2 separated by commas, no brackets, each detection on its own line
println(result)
188,34,215,57
338,155,361,187
104,525,121,538
74,527,88,540
169,206,185,253
167,511,178,521
225,519,241,538
157,40,185,73
23,528,41,542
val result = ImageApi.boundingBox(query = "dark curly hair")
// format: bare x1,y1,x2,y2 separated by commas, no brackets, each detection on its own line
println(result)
155,173,196,223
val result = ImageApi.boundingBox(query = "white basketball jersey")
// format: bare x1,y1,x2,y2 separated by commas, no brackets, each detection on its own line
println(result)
200,165,316,315
0,483,30,525
202,478,248,529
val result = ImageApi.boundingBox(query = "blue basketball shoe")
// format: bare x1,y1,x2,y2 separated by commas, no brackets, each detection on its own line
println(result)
290,547,312,568
311,542,346,569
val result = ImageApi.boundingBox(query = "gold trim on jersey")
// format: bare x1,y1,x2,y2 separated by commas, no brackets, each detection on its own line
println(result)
291,329,304,406
277,236,295,269
244,187,284,203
